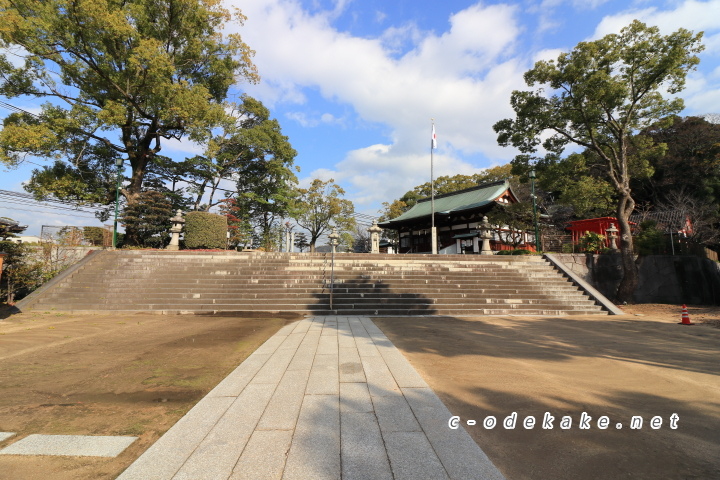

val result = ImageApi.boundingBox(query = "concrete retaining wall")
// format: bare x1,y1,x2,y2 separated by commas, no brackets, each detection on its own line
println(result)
554,253,720,305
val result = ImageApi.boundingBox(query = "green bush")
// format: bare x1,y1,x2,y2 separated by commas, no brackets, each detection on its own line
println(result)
184,211,227,249
635,220,665,255
0,241,58,303
497,249,533,255
579,231,606,253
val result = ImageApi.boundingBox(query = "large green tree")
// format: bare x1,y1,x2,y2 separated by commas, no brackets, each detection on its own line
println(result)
538,152,617,219
187,95,297,211
293,178,356,252
493,21,703,302
0,0,258,242
234,157,299,250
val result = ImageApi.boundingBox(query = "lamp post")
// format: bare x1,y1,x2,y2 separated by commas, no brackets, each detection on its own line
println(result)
529,168,541,252
328,228,339,312
112,158,124,248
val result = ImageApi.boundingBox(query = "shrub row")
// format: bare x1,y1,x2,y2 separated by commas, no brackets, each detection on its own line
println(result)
495,249,533,255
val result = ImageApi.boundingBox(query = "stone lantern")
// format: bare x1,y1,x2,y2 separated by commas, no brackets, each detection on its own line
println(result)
368,220,382,254
328,227,340,254
606,223,619,251
478,216,493,255
166,210,185,251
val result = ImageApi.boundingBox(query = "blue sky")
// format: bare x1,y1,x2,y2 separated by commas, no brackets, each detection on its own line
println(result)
2,0,720,236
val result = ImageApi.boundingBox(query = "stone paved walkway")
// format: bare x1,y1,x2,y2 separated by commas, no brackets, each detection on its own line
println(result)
117,316,504,480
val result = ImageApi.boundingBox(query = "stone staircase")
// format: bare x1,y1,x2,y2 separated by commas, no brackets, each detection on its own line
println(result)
21,250,609,315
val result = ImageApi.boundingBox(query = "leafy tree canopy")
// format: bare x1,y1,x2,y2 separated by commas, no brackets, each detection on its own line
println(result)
187,94,298,212
293,178,356,252
493,20,703,302
0,0,258,212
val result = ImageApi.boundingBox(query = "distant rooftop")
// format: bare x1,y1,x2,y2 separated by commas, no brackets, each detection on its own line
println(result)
379,179,513,226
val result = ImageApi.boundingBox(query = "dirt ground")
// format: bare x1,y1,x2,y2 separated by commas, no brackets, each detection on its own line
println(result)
0,305,718,480
0,309,298,480
374,304,720,480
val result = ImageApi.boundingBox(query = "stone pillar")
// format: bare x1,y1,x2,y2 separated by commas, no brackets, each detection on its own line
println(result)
290,231,295,253
479,216,493,255
368,220,382,254
166,210,185,251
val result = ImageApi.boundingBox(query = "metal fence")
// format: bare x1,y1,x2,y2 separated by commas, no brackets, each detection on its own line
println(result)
40,225,113,247
540,229,718,259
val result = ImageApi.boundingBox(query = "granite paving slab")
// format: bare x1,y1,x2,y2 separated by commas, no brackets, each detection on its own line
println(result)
0,434,136,458
115,316,505,480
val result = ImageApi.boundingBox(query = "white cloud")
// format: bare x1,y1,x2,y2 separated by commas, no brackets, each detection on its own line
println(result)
592,0,720,38
227,1,718,208
285,111,344,127
0,45,31,68
226,0,531,205
286,111,314,127
303,143,490,208
161,137,206,157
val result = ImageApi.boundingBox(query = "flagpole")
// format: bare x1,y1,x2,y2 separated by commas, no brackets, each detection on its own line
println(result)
431,119,436,254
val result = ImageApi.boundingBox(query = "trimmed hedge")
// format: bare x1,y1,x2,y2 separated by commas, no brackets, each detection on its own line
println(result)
184,211,227,249
496,248,533,255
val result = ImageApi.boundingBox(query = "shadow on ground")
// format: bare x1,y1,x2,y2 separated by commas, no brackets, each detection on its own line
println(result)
373,315,720,480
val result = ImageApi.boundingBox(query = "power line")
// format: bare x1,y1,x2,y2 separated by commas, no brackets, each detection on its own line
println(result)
0,195,99,212
0,206,99,219
0,191,103,215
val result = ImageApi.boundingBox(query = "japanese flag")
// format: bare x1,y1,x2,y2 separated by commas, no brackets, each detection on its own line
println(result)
431,124,437,149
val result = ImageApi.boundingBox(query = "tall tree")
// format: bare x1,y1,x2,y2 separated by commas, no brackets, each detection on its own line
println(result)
188,95,297,211
293,179,356,252
217,197,253,249
539,152,617,219
493,21,703,302
233,151,299,250
0,0,258,243
294,231,310,253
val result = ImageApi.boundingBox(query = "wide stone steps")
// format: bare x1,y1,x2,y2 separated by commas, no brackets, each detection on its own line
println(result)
33,292,597,306
37,290,590,300
23,251,608,315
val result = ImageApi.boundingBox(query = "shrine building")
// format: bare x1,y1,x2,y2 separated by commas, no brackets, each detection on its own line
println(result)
378,179,532,254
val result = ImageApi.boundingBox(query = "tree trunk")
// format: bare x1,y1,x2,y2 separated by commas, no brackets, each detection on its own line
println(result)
615,193,638,303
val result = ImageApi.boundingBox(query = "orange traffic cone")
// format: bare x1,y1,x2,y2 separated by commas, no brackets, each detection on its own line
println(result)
678,304,694,325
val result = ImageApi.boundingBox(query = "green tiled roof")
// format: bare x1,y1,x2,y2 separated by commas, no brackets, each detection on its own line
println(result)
380,180,510,226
